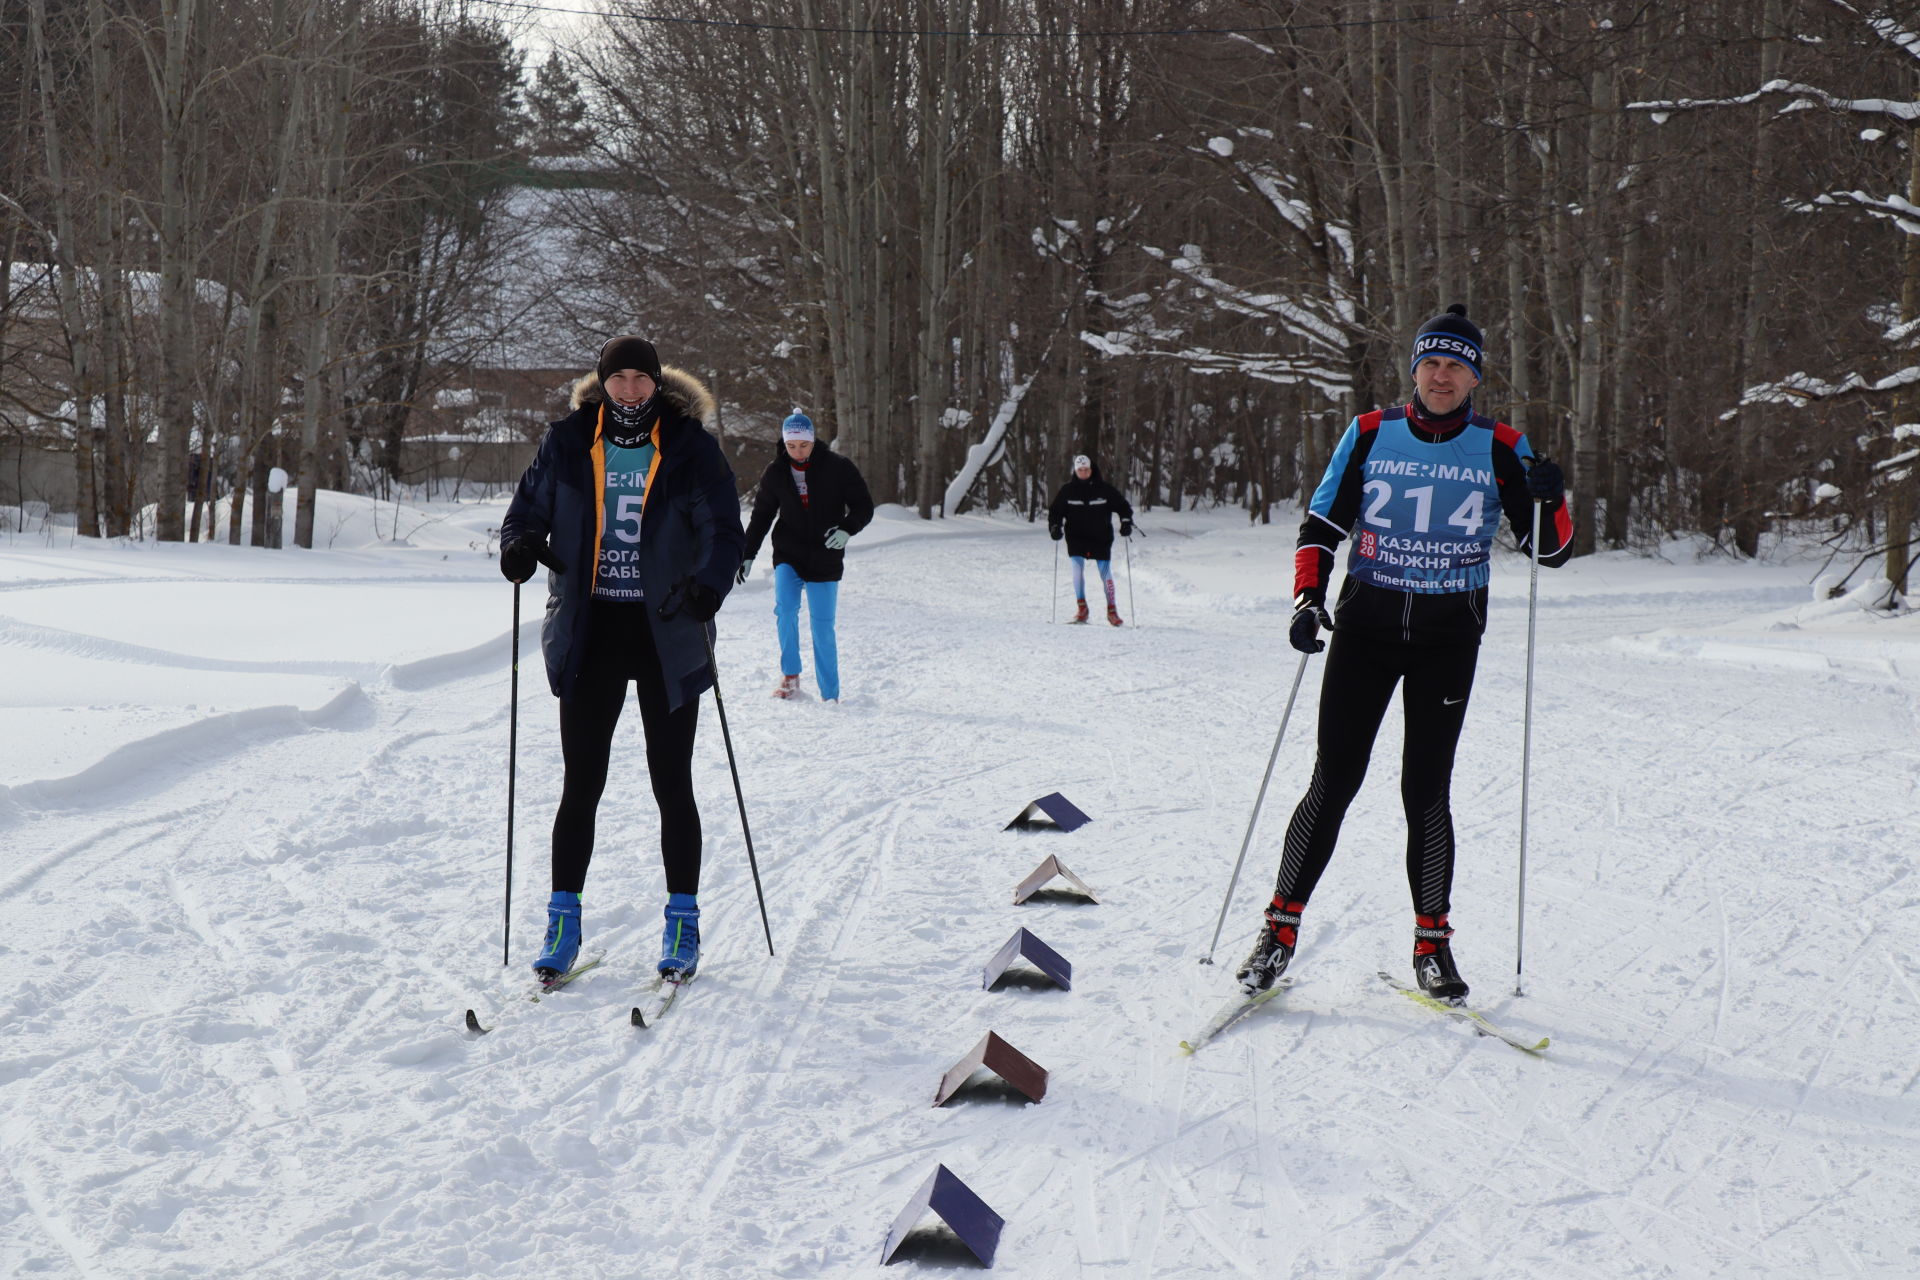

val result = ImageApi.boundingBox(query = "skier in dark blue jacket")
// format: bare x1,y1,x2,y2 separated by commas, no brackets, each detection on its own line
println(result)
499,336,745,985
1237,305,1573,1006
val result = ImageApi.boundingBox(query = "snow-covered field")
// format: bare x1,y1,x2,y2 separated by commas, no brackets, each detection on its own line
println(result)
2,496,1916,1279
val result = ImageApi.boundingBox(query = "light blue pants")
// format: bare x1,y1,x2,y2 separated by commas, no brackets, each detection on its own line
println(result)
774,563,841,701
1071,556,1115,604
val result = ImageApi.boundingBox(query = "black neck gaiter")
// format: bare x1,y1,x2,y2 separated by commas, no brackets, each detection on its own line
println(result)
605,395,656,447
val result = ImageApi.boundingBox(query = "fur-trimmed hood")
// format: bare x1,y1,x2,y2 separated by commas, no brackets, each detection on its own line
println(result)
569,364,715,426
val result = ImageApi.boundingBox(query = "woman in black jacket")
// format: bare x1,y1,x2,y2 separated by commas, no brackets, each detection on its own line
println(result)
499,335,745,986
739,412,874,701
1047,455,1133,625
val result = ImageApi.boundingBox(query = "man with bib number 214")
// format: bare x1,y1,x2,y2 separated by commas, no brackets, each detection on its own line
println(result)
1235,304,1573,1006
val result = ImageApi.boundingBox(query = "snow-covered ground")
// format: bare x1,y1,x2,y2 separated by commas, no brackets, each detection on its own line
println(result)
2,498,1916,1278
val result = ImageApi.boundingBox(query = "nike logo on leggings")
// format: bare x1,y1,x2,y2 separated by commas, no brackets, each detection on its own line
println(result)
1442,696,1466,706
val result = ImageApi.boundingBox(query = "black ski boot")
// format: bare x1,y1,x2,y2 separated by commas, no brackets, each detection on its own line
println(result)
1235,898,1304,997
1413,913,1468,1005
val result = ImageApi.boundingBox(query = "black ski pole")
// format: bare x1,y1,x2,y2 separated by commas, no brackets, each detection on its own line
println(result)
702,627,776,956
503,542,564,966
503,579,519,966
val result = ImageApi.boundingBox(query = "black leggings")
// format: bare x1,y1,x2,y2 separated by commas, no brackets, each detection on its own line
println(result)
1273,629,1479,916
552,600,701,896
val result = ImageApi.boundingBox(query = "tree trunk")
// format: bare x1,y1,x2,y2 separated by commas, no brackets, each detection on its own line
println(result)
1889,99,1920,599
913,1,965,517
799,0,864,469
1502,76,1536,444
1605,79,1648,550
1730,0,1788,557
1427,7,1458,307
153,0,207,541
1568,61,1614,559
26,0,100,535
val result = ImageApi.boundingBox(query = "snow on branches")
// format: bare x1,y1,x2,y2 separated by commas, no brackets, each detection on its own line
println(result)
1629,78,1919,124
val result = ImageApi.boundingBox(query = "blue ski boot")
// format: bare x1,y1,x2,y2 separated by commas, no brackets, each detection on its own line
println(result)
658,892,700,979
532,891,582,982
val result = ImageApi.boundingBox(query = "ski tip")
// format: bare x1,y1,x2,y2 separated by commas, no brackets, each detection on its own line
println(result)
1495,1033,1550,1054
464,1009,490,1035
1177,1041,1196,1055
630,1007,647,1028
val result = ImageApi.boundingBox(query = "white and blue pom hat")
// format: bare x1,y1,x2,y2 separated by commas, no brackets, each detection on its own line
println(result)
781,412,815,441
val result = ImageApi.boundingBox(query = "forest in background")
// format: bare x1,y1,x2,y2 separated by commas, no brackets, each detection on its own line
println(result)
2,1,1916,593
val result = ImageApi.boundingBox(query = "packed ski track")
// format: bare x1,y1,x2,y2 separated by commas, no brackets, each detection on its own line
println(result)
2,498,1917,1278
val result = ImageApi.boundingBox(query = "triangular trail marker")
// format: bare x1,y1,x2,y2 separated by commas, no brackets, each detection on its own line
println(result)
880,1164,1005,1267
982,927,1072,991
1012,853,1100,905
1003,791,1091,833
933,1031,1049,1106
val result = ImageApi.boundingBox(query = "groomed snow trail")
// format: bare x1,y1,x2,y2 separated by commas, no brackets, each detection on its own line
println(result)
1,507,1916,1278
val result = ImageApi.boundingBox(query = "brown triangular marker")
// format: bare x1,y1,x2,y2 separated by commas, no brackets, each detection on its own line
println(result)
933,1031,1049,1106
1012,853,1100,905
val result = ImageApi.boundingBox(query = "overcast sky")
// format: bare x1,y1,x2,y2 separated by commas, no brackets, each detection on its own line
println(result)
483,0,601,60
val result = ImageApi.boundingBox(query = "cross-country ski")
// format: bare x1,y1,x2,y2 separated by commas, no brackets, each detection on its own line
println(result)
1376,971,1550,1055
630,974,691,1028
1178,978,1293,1055
463,950,607,1034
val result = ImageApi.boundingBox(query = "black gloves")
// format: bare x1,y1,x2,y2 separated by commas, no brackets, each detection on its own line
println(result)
660,578,722,623
1289,594,1333,654
683,582,722,622
1120,518,1133,537
1526,457,1565,504
499,537,547,583
1048,522,1063,541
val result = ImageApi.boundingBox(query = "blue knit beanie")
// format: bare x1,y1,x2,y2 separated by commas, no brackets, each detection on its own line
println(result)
781,413,815,441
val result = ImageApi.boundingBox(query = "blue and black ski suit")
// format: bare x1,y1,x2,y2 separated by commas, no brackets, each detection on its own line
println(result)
1273,398,1573,923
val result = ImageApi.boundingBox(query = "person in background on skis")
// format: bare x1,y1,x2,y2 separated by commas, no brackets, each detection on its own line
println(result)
1236,304,1572,1006
1047,454,1133,625
739,412,875,702
498,335,745,987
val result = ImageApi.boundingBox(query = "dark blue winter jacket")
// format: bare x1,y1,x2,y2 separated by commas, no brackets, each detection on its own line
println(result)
502,366,745,710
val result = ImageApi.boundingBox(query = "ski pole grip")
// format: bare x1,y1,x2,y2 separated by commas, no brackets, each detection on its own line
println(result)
656,582,684,621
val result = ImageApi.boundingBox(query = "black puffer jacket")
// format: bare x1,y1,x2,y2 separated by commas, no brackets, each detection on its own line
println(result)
501,367,744,710
1047,464,1133,559
742,441,875,583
